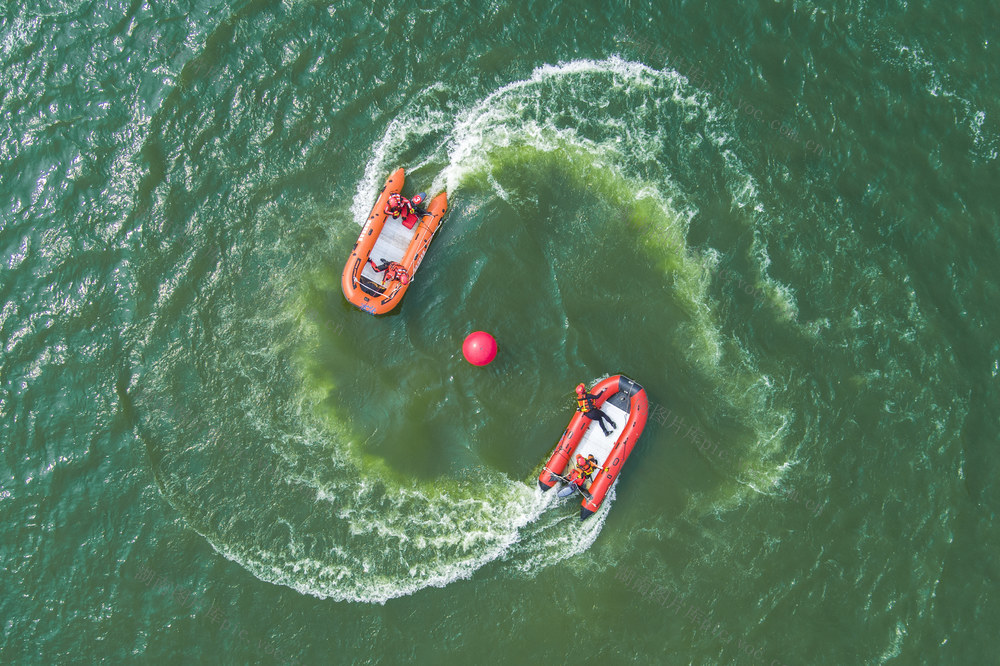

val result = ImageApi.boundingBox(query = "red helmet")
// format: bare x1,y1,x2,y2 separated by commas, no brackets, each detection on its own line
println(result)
412,193,425,205
575,383,585,396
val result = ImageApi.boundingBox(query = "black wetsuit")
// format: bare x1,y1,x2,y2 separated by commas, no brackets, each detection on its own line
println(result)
581,389,616,436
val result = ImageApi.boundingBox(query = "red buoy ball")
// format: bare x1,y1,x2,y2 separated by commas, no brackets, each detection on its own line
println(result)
463,331,497,366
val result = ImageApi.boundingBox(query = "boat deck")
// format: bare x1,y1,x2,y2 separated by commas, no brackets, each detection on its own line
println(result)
573,401,629,471
360,214,418,285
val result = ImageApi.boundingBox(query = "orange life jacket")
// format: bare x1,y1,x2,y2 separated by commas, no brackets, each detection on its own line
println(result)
383,262,409,284
576,394,595,412
568,454,597,484
385,193,412,217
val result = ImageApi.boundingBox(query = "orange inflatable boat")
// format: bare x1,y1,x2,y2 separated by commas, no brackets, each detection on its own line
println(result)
341,168,448,315
538,375,649,519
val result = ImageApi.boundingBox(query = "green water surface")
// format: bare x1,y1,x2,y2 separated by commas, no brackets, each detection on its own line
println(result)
2,1,999,664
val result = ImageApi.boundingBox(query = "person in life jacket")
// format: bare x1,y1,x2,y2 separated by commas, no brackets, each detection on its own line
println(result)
568,453,599,486
384,192,414,219
557,453,602,498
575,383,617,436
367,259,411,285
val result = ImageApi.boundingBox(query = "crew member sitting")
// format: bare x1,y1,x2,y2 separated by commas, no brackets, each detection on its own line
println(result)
385,192,426,229
384,193,413,219
557,454,600,498
568,453,599,486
